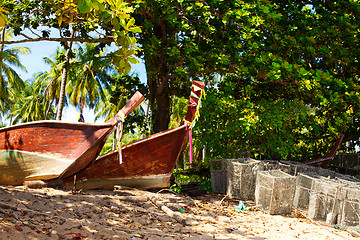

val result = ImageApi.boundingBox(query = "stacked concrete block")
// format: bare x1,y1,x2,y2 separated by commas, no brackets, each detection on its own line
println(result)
293,173,323,210
339,186,360,228
335,173,360,185
315,167,336,178
255,170,296,215
341,153,359,168
262,160,292,175
226,158,262,200
211,158,258,194
280,161,318,176
307,179,344,223
210,159,227,194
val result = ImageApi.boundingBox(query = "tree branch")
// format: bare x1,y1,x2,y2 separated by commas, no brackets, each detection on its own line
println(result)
0,37,114,45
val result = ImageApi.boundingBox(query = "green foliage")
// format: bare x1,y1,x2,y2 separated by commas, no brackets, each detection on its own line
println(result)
9,76,55,124
0,0,7,27
195,74,354,161
2,0,360,166
185,0,360,162
169,96,188,128
172,161,211,193
4,0,141,74
169,183,182,193
0,29,29,115
67,43,111,109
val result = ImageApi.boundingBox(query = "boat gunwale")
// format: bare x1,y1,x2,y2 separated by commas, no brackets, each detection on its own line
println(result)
0,120,114,132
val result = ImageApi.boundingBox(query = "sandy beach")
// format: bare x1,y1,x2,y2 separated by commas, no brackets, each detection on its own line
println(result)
0,185,358,240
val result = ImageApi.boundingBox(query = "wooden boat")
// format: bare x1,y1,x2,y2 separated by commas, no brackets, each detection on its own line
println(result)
0,92,144,185
63,81,205,190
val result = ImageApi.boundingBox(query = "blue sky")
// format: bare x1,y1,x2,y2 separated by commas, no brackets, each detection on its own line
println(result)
13,39,147,123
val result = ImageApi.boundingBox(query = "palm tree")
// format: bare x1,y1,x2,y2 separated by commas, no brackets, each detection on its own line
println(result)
39,48,66,119
41,43,114,120
9,75,55,124
0,29,29,115
67,43,112,110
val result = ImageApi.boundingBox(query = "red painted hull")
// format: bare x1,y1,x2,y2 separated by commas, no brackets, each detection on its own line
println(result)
63,125,188,189
0,91,144,185
63,80,206,190
0,121,115,185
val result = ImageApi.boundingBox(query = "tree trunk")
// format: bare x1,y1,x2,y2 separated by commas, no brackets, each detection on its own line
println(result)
56,28,75,120
142,19,172,134
0,28,5,84
149,79,171,133
0,28,4,53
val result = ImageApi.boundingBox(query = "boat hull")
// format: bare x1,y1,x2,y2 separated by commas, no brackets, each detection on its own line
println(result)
63,125,188,190
0,91,144,186
0,121,114,185
66,174,172,190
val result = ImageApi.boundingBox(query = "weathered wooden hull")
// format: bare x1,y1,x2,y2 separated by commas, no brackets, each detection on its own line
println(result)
63,125,188,189
0,121,115,185
62,81,205,190
0,91,145,186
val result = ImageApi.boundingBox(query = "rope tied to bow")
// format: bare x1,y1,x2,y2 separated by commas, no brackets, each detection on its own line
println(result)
114,114,125,164
185,87,205,164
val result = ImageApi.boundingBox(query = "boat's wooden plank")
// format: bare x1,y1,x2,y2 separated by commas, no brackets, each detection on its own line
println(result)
0,125,111,158
0,150,73,185
106,91,145,124
63,126,187,189
0,91,145,186
0,124,110,143
59,129,113,179
62,81,205,190
66,175,171,190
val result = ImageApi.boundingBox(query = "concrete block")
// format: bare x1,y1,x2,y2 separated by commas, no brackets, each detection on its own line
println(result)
343,153,359,168
335,173,360,185
339,186,360,227
281,162,318,176
262,161,292,175
226,158,263,200
210,159,227,194
307,179,344,222
293,173,322,210
255,170,296,215
315,167,336,178
211,158,261,194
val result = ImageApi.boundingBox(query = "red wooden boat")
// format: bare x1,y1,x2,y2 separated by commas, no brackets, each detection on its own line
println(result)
63,81,205,190
0,92,144,185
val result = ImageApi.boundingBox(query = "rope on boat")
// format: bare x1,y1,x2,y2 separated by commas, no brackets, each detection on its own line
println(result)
186,122,193,164
115,114,125,164
185,85,205,164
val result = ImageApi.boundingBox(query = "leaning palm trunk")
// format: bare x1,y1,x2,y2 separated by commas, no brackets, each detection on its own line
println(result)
56,28,75,120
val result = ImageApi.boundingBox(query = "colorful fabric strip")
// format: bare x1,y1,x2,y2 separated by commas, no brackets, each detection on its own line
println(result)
186,122,193,164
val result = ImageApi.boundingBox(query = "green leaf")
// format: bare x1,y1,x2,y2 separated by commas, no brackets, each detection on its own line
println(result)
78,0,92,14
128,56,139,64
124,62,131,74
129,26,141,33
261,6,270,14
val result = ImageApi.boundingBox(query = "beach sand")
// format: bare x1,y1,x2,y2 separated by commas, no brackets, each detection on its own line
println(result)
0,185,358,240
